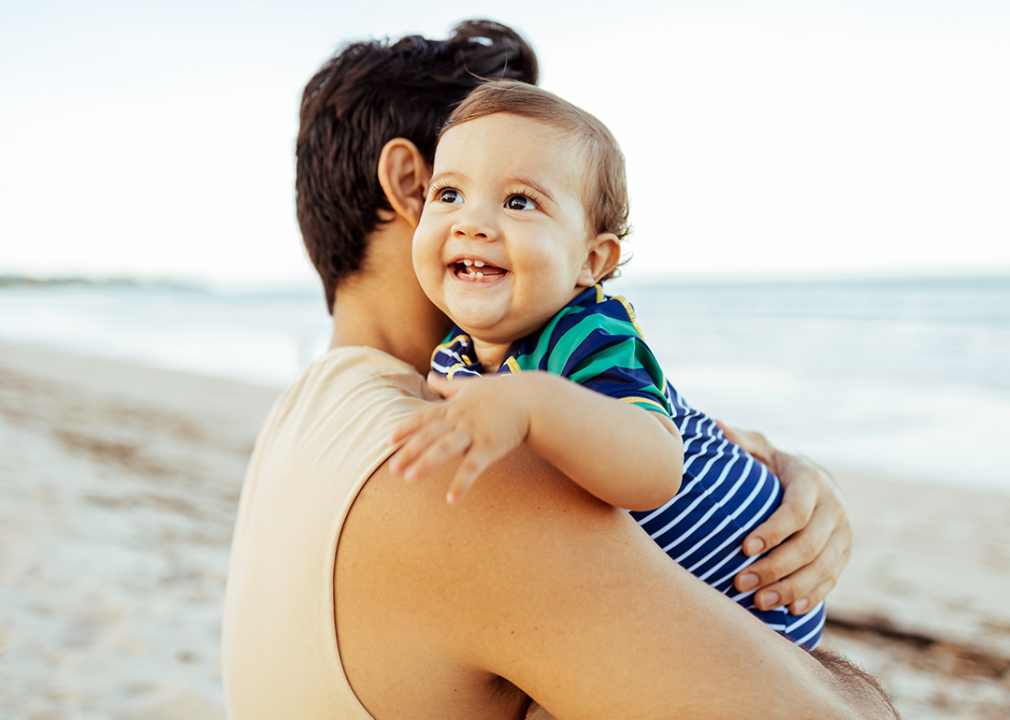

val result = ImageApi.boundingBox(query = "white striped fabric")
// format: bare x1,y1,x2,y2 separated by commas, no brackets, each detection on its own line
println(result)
630,383,825,649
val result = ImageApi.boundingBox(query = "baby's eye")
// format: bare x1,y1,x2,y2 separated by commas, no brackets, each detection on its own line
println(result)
436,188,463,204
505,194,536,211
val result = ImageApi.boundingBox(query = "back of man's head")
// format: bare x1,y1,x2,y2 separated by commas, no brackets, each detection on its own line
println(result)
296,20,539,313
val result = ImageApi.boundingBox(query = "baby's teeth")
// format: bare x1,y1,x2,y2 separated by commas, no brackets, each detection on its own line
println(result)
473,260,485,267
463,259,473,266
475,272,484,278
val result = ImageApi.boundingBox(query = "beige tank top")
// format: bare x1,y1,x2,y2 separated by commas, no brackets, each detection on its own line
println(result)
221,346,434,719
222,346,558,720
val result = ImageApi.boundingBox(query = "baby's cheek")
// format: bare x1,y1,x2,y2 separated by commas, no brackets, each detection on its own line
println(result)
412,233,439,280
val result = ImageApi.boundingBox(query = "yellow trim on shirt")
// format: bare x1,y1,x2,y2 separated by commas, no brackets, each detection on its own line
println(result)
619,395,668,413
446,362,466,380
504,357,522,374
613,295,645,340
431,333,470,367
594,284,605,304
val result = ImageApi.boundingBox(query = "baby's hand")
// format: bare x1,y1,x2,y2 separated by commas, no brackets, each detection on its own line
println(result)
389,372,532,504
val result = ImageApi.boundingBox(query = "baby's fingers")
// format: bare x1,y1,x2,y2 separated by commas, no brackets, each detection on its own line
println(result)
389,414,451,477
401,427,472,483
446,448,498,504
390,409,434,445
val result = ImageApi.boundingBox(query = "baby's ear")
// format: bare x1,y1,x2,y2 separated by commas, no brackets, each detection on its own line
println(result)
577,234,621,287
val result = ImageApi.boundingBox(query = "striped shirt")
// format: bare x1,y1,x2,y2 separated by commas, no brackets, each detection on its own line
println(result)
432,285,825,648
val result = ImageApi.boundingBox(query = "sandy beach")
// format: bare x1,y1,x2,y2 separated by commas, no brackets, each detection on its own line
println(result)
1,340,1008,719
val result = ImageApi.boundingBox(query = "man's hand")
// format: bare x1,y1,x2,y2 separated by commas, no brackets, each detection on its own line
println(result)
389,372,531,504
717,423,852,615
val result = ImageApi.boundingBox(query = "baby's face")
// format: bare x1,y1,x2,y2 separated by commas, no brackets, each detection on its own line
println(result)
413,113,596,345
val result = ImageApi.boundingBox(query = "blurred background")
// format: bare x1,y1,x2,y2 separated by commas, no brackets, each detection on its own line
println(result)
1,1,1008,718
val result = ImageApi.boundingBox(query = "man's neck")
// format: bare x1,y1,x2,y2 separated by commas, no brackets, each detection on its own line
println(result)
328,223,452,376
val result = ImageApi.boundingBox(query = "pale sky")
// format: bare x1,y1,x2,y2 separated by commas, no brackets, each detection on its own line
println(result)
1,0,1008,286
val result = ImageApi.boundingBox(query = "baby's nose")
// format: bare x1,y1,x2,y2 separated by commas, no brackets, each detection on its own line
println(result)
452,212,498,241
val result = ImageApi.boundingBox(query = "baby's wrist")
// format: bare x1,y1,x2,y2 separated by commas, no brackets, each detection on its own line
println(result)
510,371,542,408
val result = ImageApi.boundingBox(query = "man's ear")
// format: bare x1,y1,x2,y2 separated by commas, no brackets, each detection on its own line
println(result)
576,234,622,287
376,138,431,229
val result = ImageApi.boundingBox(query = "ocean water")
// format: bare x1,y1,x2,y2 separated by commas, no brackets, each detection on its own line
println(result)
1,276,1007,493
619,276,1010,493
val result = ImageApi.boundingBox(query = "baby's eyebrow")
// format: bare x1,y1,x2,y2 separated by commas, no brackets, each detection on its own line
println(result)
428,170,470,189
508,176,556,205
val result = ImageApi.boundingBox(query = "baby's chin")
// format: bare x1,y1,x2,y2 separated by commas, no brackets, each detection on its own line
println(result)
448,314,517,345
442,292,551,345
442,299,502,331
451,315,548,348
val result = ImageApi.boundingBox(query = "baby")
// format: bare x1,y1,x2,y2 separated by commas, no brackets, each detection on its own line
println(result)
390,80,825,648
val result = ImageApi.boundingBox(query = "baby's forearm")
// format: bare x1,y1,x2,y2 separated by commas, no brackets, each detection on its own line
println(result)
519,373,683,511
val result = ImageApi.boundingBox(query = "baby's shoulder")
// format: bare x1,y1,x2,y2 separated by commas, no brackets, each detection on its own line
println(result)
521,288,655,377
547,287,646,342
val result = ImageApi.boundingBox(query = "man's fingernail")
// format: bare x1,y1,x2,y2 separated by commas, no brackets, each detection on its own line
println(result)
745,538,765,555
738,573,759,591
794,598,809,613
759,591,780,609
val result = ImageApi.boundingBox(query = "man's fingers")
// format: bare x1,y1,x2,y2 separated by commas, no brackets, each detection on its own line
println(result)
713,419,734,441
752,560,818,611
735,521,826,597
742,471,819,556
735,484,851,611
718,422,775,468
741,499,810,558
747,524,848,611
754,561,838,614
788,578,837,615
740,525,824,592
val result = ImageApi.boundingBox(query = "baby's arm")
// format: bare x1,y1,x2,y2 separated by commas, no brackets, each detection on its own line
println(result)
389,371,683,509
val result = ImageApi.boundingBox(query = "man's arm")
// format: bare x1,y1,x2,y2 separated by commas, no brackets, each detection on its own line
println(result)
337,444,895,720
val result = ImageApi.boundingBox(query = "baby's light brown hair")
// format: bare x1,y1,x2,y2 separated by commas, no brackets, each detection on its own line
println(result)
440,80,630,280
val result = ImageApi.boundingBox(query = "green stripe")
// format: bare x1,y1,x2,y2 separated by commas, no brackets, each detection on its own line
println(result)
545,313,642,375
507,299,670,416
567,338,647,382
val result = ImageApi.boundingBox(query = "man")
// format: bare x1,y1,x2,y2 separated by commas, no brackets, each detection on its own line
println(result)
223,20,892,719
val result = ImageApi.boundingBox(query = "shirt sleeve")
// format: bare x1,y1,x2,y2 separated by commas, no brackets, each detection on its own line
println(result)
543,300,672,418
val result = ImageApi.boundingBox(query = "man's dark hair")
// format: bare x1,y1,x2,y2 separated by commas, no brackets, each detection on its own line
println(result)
296,20,539,313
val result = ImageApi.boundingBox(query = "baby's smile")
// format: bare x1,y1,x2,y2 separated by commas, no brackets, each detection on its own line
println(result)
413,113,608,351
450,258,508,282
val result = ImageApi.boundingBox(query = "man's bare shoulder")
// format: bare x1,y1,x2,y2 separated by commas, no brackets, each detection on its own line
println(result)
255,347,435,473
336,443,894,720
334,445,625,719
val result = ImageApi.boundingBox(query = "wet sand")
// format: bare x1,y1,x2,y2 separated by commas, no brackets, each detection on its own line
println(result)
1,341,1007,719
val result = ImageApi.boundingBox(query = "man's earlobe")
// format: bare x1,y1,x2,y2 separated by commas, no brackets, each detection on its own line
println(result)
377,138,431,229
577,234,622,287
